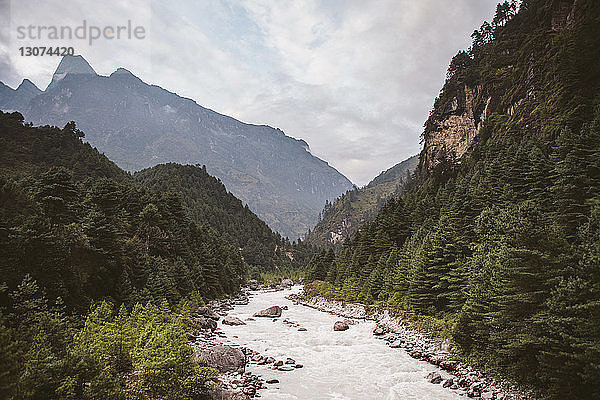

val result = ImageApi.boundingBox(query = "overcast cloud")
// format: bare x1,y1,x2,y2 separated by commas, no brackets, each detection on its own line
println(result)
0,0,498,185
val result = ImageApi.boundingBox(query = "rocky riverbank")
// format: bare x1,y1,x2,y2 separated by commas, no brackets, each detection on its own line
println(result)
185,281,302,399
290,293,534,400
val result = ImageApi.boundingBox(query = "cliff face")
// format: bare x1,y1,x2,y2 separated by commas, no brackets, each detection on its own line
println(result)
422,85,490,170
420,0,591,173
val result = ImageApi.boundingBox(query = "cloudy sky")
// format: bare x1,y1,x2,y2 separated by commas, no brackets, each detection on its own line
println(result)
0,0,498,185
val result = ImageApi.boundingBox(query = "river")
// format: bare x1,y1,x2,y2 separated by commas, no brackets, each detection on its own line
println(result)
219,286,462,400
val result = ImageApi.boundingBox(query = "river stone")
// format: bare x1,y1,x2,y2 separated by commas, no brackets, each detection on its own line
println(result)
285,358,295,364
197,306,220,320
195,345,245,373
334,321,349,331
278,366,295,371
266,379,279,384
211,387,250,400
294,364,303,368
223,316,246,326
298,327,307,331
254,306,282,318
481,392,494,400
274,360,283,366
427,371,442,384
281,279,294,287
193,316,217,330
373,326,385,335
389,340,404,348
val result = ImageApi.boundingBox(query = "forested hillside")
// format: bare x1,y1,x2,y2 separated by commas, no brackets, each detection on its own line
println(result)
0,110,255,399
306,155,418,247
305,1,600,398
0,55,354,239
135,163,315,277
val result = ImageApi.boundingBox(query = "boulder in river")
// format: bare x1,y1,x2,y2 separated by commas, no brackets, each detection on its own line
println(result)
254,305,282,318
281,278,294,287
195,345,245,372
298,327,307,331
248,279,259,290
334,321,349,331
223,316,246,326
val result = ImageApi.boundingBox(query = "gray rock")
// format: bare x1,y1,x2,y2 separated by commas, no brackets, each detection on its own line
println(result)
481,392,494,400
254,306,282,318
334,321,349,331
266,379,279,384
195,345,245,372
281,279,294,287
373,326,385,335
222,316,246,326
211,387,249,400
278,366,295,371
298,327,307,331
427,371,443,384
193,316,217,330
248,279,259,290
197,307,220,320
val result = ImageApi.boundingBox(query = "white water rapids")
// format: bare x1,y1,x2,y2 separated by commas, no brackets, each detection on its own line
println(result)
219,286,462,400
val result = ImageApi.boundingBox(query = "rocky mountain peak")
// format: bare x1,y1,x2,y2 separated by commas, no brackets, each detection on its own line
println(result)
16,79,41,95
49,55,97,88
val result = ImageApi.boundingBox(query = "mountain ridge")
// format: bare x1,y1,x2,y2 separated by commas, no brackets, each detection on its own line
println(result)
0,55,354,238
306,154,418,247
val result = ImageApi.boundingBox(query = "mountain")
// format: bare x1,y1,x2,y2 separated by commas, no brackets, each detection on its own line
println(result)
306,154,418,247
305,1,600,399
366,155,419,188
0,57,353,238
0,79,41,112
48,54,97,88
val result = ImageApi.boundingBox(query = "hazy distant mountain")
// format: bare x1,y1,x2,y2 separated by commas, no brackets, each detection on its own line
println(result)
306,154,418,247
0,55,353,238
0,79,41,112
